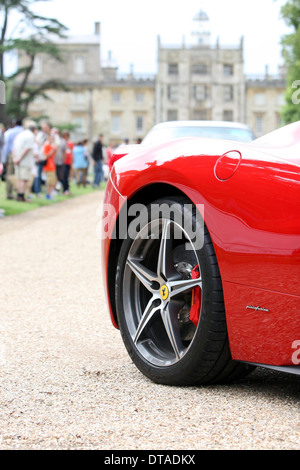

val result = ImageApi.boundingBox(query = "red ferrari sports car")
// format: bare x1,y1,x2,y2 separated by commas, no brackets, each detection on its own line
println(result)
101,121,300,385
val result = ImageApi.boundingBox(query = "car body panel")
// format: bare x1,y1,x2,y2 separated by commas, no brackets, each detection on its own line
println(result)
101,124,300,368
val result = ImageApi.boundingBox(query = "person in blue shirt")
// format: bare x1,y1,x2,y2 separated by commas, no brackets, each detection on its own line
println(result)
2,118,24,199
73,141,89,187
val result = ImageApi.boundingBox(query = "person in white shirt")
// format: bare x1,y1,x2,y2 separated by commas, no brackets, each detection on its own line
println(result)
13,121,37,202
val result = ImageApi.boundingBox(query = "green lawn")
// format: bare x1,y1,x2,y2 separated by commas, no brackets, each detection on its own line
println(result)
0,178,106,217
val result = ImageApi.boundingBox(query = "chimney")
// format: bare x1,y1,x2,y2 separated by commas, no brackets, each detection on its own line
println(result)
94,22,100,36
265,65,269,79
129,63,134,78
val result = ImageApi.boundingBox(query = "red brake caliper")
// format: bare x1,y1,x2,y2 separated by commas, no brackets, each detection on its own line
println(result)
190,265,201,327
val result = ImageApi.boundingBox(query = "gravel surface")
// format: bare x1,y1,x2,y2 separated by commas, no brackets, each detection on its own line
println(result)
0,191,299,450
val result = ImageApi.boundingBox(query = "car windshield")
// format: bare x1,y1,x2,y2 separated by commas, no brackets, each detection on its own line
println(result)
143,125,255,146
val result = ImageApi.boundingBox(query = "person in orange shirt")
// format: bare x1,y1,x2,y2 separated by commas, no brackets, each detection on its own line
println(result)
43,135,57,200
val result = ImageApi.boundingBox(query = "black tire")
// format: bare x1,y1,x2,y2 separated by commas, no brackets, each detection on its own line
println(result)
115,197,254,385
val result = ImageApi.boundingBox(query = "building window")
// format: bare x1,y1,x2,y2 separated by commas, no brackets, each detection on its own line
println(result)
167,110,178,121
136,92,144,103
33,95,44,104
255,115,264,135
73,92,86,104
277,93,285,106
223,85,234,102
32,56,42,75
223,110,234,121
223,64,234,76
136,115,144,134
193,85,208,101
167,85,178,101
254,93,266,106
168,63,179,75
112,115,121,134
73,117,85,132
74,56,85,75
193,109,209,120
192,63,208,75
112,92,121,103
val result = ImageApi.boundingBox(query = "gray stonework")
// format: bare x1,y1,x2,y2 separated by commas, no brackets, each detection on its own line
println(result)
19,16,286,146
156,35,245,124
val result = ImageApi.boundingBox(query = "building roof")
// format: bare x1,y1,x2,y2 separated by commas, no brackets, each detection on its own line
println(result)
50,34,100,45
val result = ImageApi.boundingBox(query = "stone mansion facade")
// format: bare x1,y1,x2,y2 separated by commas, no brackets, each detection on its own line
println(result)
19,15,286,146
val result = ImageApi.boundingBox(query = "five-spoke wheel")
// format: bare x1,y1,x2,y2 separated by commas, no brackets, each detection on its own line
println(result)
115,198,254,385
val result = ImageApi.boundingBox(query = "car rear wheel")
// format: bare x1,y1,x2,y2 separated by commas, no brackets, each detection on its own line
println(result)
115,197,254,385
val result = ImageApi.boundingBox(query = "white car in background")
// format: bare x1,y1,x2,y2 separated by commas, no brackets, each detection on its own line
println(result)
109,120,255,169
142,120,255,146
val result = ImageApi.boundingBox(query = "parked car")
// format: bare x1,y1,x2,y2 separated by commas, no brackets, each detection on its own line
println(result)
142,120,255,145
101,121,300,385
108,120,255,169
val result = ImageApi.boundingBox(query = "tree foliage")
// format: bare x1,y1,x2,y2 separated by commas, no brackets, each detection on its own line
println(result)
280,0,300,123
0,0,68,122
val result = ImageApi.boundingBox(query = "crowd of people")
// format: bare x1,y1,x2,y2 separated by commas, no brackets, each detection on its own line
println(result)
0,119,110,209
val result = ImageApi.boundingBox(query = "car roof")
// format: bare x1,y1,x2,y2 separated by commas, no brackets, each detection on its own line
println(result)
151,121,252,131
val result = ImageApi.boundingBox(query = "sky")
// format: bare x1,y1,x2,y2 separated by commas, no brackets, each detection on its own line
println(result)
7,0,290,76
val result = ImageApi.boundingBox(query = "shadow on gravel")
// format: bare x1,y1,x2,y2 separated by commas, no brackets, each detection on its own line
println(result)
86,361,300,404
217,368,300,402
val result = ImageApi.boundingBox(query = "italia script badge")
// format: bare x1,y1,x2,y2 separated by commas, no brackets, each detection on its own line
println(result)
246,305,270,312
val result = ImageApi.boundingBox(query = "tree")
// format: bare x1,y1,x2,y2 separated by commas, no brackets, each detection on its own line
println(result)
280,0,300,123
0,0,68,123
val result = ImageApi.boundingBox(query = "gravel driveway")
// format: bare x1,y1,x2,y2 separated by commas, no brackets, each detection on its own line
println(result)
0,191,299,450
